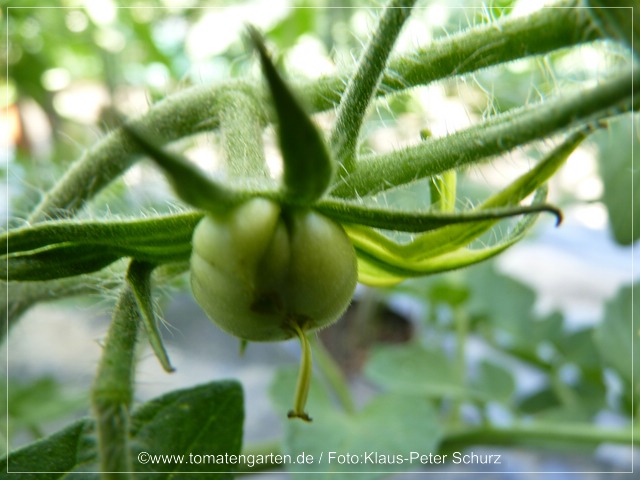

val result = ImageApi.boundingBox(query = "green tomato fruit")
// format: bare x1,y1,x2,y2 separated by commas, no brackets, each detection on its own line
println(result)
190,197,358,342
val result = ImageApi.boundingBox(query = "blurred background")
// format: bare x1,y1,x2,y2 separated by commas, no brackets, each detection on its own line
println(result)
2,0,638,478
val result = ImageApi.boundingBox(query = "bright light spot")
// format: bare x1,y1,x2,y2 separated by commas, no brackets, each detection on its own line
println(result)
53,82,110,123
66,10,89,33
415,84,475,137
396,17,432,52
186,0,289,61
571,202,609,230
559,145,602,200
264,127,283,179
350,10,373,39
511,0,546,17
285,36,334,78
41,68,71,91
84,0,117,25
426,4,448,27
575,176,604,201
145,62,170,89
94,28,126,53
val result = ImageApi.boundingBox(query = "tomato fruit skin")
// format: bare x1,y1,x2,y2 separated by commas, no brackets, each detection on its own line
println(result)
190,198,358,341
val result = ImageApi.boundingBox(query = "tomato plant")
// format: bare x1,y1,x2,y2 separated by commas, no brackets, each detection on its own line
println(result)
2,0,637,478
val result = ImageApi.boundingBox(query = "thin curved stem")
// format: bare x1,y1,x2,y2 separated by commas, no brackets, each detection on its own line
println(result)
288,323,313,422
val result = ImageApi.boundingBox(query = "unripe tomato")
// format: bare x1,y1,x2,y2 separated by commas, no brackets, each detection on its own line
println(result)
190,198,358,341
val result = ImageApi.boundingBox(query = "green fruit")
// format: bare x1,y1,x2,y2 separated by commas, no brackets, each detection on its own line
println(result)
190,197,358,342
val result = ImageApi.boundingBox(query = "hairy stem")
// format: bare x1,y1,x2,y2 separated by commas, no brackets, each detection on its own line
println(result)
331,67,637,198
219,89,268,177
25,0,601,223
27,83,251,223
330,0,417,175
91,270,140,478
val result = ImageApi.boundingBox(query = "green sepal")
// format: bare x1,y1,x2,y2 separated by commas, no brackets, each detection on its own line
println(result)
316,198,561,233
4,212,203,255
3,212,200,281
393,129,589,260
4,244,122,281
352,188,547,285
430,170,457,213
126,261,175,373
122,122,245,214
4,242,192,281
247,26,334,205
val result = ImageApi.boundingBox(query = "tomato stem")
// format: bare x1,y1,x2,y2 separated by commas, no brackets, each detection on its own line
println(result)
288,322,313,422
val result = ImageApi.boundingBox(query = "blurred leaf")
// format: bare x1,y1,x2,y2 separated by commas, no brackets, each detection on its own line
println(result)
266,4,316,50
270,368,441,479
364,343,514,403
470,361,515,403
364,343,462,398
593,114,639,245
3,377,87,433
428,279,470,308
518,380,606,424
594,283,639,393
556,328,602,373
467,263,537,345
1,381,243,479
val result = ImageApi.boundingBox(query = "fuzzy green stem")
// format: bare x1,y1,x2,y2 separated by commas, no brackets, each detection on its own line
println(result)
91,269,140,478
440,423,638,452
330,0,417,175
26,0,601,223
331,68,637,198
27,83,247,223
219,90,268,177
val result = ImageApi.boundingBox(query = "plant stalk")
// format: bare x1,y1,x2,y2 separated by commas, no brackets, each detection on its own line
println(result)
91,267,141,478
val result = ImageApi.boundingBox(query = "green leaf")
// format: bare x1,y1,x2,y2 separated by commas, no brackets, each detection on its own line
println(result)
467,263,537,347
131,381,244,477
470,361,516,403
270,369,441,479
3,376,87,434
594,283,639,393
247,26,334,205
364,344,464,398
593,113,639,245
1,381,244,479
364,343,514,403
0,419,96,479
